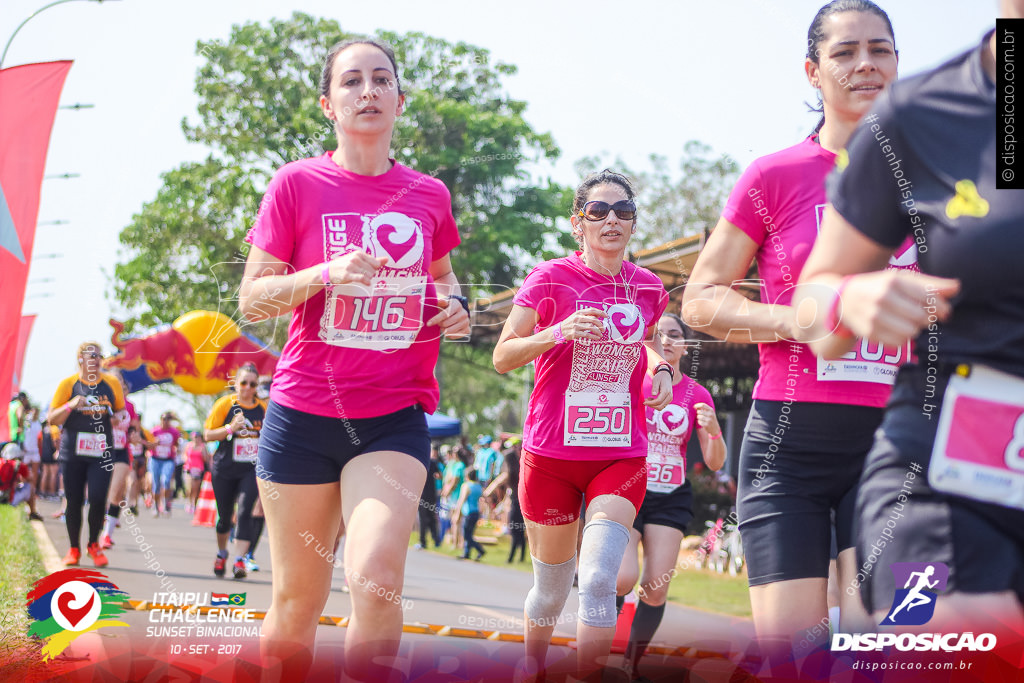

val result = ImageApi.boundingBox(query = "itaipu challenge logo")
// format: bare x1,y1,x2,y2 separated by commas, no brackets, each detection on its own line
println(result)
26,569,129,660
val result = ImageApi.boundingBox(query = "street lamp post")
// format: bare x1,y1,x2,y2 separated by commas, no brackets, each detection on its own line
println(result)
1,0,119,69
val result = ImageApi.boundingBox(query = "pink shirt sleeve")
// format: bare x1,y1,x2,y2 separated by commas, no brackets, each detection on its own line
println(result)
246,168,297,264
721,161,768,248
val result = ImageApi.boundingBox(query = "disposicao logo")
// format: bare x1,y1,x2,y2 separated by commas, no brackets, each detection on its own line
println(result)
832,562,996,652
26,569,129,660
884,562,947,626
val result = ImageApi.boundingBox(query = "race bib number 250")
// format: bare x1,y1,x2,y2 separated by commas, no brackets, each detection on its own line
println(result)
564,392,631,447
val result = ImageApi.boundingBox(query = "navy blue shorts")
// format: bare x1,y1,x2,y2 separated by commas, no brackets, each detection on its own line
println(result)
737,399,883,586
257,400,431,485
633,481,694,534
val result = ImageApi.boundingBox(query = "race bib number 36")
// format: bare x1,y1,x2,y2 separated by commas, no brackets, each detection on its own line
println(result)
564,392,631,447
323,276,426,350
930,365,1024,510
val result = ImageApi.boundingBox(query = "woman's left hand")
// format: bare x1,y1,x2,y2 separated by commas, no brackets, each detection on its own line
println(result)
428,297,471,339
694,403,721,436
644,370,673,409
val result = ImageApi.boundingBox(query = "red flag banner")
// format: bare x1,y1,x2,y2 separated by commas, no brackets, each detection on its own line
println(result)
12,314,36,394
0,60,72,439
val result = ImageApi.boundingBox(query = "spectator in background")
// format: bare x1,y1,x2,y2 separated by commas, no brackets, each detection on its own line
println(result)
150,412,181,517
453,469,486,561
415,445,442,549
39,420,60,500
441,446,467,548
185,431,209,514
485,437,526,563
22,407,43,521
7,392,29,447
473,435,499,486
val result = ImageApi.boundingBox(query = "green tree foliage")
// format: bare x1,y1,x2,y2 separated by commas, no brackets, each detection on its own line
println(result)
576,141,740,250
113,12,573,338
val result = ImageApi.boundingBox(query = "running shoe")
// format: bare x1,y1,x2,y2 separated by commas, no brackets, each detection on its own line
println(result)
243,555,259,573
51,508,65,519
86,543,108,568
100,533,114,549
28,512,43,522
62,547,81,566
214,554,226,577
233,558,247,580
144,494,153,508
129,506,138,515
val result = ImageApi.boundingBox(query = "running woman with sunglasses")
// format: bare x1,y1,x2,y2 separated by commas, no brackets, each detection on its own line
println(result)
494,170,672,678
683,0,908,653
47,342,126,567
239,38,469,680
204,362,266,580
795,0,1024,632
615,313,726,678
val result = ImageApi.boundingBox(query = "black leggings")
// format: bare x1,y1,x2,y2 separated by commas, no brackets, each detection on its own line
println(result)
62,456,112,548
418,505,440,547
211,464,258,542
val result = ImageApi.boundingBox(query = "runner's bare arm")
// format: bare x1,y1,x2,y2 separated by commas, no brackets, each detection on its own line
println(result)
694,403,726,471
682,218,797,343
238,245,387,322
426,254,470,337
493,305,607,374
794,206,959,358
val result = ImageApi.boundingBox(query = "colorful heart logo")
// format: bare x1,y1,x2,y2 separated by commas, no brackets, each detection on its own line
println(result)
606,304,644,344
56,590,95,628
658,404,689,435
370,212,423,269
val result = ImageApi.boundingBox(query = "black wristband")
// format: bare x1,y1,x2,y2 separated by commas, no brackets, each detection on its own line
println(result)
654,363,674,379
449,295,470,314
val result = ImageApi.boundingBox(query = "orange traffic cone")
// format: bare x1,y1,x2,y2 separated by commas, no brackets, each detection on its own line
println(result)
192,472,217,527
611,590,637,654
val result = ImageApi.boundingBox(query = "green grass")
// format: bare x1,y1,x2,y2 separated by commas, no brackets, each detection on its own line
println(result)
411,522,752,618
0,506,49,678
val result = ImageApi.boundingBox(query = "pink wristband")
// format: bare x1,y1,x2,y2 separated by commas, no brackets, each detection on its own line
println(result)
708,432,722,441
552,322,568,344
321,262,332,287
824,275,855,339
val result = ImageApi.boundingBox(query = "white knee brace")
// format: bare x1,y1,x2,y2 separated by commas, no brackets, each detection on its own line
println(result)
577,519,630,628
524,554,576,628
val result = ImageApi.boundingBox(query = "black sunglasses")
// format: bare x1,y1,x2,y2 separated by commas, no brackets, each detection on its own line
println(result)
238,380,258,387
578,200,637,222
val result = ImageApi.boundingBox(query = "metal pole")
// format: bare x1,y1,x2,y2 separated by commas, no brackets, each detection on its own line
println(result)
1,0,116,69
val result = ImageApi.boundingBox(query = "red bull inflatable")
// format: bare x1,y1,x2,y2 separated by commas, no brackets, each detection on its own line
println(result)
104,311,278,395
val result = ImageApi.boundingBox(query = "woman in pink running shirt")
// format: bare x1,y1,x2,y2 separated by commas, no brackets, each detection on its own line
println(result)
494,170,672,677
683,0,907,654
239,38,469,680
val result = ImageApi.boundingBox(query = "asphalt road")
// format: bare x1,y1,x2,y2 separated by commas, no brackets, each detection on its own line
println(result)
31,494,755,682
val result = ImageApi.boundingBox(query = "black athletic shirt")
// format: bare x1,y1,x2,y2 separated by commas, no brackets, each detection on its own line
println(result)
829,31,1024,378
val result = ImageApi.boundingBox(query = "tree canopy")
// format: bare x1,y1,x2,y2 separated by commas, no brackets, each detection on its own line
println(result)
113,12,574,337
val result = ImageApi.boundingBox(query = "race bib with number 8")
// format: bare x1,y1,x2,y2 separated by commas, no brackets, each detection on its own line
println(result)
323,275,426,350
564,392,631,447
233,438,259,464
930,365,1024,510
76,432,106,458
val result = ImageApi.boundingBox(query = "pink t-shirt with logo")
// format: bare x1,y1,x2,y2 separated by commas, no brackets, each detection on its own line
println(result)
642,373,714,493
514,254,669,461
246,154,460,419
722,137,918,407
151,426,181,461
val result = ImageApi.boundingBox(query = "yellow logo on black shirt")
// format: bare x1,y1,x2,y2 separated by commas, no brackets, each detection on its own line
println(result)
945,180,989,219
835,149,849,173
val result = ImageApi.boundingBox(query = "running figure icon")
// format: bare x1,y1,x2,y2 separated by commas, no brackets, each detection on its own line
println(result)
887,565,939,622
